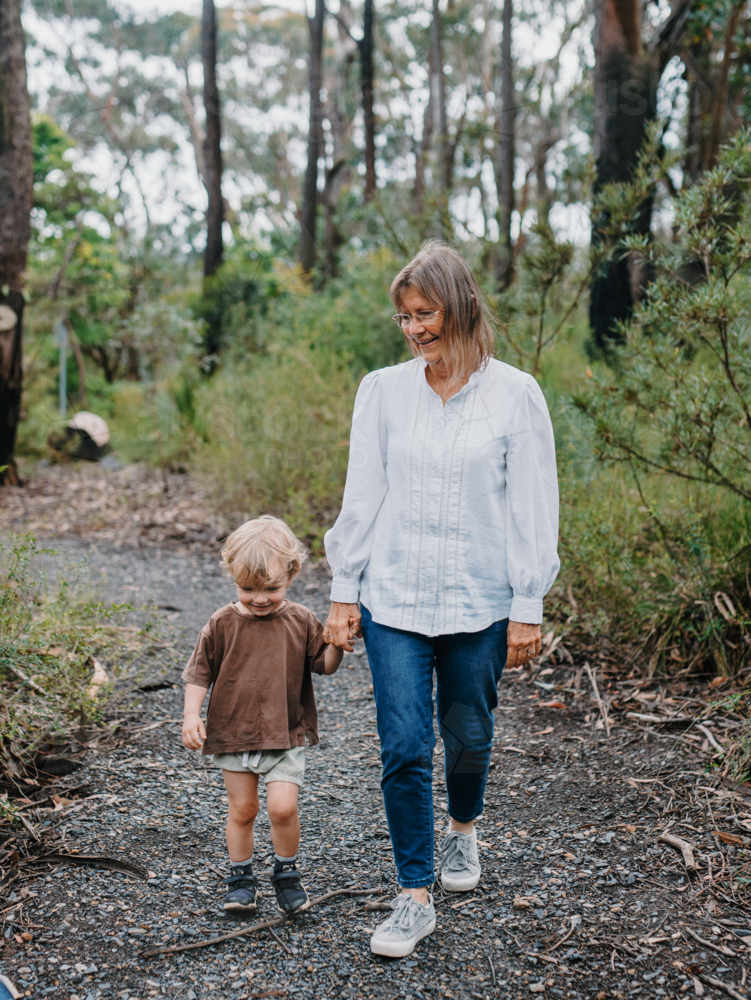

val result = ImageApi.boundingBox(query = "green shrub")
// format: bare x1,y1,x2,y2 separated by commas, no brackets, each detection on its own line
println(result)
569,129,751,674
192,340,358,550
0,535,138,784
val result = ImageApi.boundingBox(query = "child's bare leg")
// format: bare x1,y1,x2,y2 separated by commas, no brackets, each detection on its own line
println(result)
223,769,260,862
266,781,300,858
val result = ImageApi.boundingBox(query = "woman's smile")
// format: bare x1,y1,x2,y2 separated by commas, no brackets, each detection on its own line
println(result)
400,287,444,365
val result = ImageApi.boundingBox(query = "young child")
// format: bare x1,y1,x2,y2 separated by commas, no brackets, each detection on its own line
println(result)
181,515,343,915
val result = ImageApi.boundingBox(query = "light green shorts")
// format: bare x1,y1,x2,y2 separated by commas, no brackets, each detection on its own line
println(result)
212,746,305,786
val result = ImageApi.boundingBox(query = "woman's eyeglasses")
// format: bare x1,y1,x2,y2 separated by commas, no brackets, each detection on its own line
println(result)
391,310,442,329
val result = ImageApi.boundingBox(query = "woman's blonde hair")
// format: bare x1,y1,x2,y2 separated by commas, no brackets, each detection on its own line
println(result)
390,240,497,381
221,515,308,585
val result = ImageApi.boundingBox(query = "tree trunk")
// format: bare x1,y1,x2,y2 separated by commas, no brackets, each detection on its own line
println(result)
0,0,32,486
495,0,515,289
299,0,325,274
413,44,435,217
430,0,449,192
589,0,656,350
704,0,743,171
202,0,224,279
181,58,207,190
359,0,376,201
202,0,224,357
322,3,356,276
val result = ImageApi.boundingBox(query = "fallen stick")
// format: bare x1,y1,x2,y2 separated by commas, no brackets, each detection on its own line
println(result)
584,662,610,737
131,718,183,733
141,888,378,957
488,955,496,986
606,938,640,957
659,832,697,874
546,917,578,953
24,853,147,880
696,724,724,754
15,812,40,842
268,927,292,956
7,664,47,696
696,972,747,1000
682,925,737,957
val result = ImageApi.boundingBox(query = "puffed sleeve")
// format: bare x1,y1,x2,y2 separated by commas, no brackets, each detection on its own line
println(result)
181,623,214,686
505,376,560,623
324,371,388,603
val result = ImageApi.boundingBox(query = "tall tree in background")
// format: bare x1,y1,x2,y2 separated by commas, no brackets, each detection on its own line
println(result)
0,0,33,486
360,0,376,201
589,0,693,349
495,0,515,289
202,0,224,354
299,0,325,274
683,0,747,182
589,0,656,349
430,0,449,193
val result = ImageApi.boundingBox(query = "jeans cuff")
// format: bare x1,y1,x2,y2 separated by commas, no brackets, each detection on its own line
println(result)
447,811,483,824
399,877,435,889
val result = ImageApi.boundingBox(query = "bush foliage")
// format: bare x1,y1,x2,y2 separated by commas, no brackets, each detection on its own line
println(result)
0,536,141,789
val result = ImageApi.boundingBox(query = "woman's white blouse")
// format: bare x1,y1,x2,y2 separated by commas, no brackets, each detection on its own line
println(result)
324,357,560,636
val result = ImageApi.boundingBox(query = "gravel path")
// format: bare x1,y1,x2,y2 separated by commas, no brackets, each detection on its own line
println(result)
3,475,751,1000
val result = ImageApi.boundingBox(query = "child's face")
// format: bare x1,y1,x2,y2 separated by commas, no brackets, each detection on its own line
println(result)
234,571,291,616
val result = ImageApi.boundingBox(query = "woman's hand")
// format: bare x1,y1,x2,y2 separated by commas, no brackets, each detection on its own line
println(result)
506,621,542,668
325,601,362,652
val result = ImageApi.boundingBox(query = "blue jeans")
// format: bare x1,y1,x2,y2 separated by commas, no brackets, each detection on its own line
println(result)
360,605,508,888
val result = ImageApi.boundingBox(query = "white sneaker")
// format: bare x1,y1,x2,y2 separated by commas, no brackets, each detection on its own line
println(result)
439,828,481,891
370,893,436,958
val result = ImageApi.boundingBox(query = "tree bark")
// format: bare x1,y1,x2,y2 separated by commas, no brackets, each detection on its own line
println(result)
202,0,224,280
430,0,449,192
495,0,515,289
0,0,33,486
299,0,325,274
322,2,356,276
181,58,207,190
589,0,656,350
704,0,743,171
413,44,435,217
201,0,224,358
359,0,376,201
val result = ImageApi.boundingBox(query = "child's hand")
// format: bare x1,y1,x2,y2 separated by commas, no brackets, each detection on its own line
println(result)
182,713,206,750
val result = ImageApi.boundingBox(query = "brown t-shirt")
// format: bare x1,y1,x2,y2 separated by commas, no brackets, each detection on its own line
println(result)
181,600,328,755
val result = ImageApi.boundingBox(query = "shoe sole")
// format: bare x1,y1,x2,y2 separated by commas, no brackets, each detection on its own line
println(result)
370,916,436,958
440,870,481,892
275,897,311,916
223,900,259,913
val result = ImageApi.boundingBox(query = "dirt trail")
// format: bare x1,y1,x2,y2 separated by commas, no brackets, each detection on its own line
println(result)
2,467,751,1000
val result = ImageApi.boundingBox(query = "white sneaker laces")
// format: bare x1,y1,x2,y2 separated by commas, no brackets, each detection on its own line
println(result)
440,832,475,873
383,894,425,933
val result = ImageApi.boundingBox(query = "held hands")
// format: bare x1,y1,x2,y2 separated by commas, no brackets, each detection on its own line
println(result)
506,621,542,668
324,601,362,653
182,713,207,750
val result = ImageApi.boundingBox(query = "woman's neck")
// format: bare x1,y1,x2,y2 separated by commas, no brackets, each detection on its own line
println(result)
425,361,469,404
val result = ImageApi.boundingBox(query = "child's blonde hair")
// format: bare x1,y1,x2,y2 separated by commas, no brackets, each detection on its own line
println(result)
221,515,308,585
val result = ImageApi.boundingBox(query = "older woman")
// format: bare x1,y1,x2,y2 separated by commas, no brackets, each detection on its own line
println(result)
324,241,559,958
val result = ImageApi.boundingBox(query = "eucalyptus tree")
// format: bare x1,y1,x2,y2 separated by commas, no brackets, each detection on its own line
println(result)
681,0,750,182
0,0,33,485
202,0,225,284
589,0,695,349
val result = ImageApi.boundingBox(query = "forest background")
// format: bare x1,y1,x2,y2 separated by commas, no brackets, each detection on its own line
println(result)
1,0,751,690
